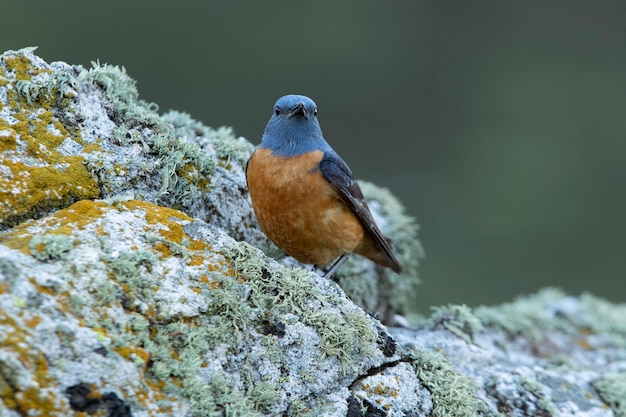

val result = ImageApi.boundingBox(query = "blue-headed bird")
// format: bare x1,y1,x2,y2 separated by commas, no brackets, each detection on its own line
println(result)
246,94,402,278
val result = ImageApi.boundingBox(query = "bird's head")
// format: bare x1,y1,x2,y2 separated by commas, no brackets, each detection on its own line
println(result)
275,95,318,120
261,94,331,157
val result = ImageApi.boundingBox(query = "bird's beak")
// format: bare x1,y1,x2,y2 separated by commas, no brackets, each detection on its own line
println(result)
288,102,308,119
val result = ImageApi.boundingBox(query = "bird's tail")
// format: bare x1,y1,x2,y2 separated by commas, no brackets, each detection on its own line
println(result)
356,234,402,273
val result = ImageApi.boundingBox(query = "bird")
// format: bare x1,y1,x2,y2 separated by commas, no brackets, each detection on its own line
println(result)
246,94,402,278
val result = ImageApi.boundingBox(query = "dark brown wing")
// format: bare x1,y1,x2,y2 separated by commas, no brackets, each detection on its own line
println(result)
318,152,402,273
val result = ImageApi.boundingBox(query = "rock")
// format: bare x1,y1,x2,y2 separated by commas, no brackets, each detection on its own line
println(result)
0,199,398,416
1,48,624,417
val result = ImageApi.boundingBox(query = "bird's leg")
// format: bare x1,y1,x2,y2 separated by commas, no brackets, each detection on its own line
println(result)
323,253,351,279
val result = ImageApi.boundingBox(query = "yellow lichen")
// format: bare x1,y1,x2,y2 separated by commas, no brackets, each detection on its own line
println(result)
2,54,51,81
113,345,151,371
0,200,108,254
0,309,68,415
24,314,42,329
0,120,17,151
116,201,212,261
153,242,172,258
188,255,205,266
0,53,99,229
83,140,104,154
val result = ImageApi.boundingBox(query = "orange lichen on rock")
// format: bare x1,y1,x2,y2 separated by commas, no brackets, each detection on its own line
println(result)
0,200,108,254
0,52,100,230
119,200,192,245
0,309,69,415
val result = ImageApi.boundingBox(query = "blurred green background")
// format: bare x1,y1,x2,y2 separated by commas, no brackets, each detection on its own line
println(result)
2,1,624,313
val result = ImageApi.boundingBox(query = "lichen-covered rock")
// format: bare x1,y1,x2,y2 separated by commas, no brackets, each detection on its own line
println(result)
390,291,626,417
1,48,625,417
0,199,399,416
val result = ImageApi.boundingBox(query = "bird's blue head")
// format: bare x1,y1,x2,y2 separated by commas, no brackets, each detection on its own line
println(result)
260,94,333,157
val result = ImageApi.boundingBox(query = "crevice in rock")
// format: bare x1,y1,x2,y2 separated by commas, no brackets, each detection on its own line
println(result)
349,355,414,390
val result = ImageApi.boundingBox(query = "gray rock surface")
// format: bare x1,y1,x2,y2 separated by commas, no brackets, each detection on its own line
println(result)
1,48,625,417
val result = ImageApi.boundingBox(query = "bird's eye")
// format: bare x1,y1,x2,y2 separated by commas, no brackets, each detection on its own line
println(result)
314,108,318,116
275,106,281,116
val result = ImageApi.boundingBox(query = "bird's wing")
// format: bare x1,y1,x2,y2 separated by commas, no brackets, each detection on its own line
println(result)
318,151,401,272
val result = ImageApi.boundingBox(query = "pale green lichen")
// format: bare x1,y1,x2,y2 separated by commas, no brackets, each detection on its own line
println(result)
428,304,484,343
474,288,571,341
77,59,162,127
149,133,216,203
29,234,73,261
15,70,77,107
202,274,256,346
594,371,626,417
520,377,558,416
161,110,254,164
475,288,626,346
68,293,85,310
412,348,481,417
108,250,158,286
132,314,276,416
226,241,379,376
579,292,626,340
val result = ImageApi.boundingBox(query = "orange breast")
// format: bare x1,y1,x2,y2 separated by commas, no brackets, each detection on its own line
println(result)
246,148,364,266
